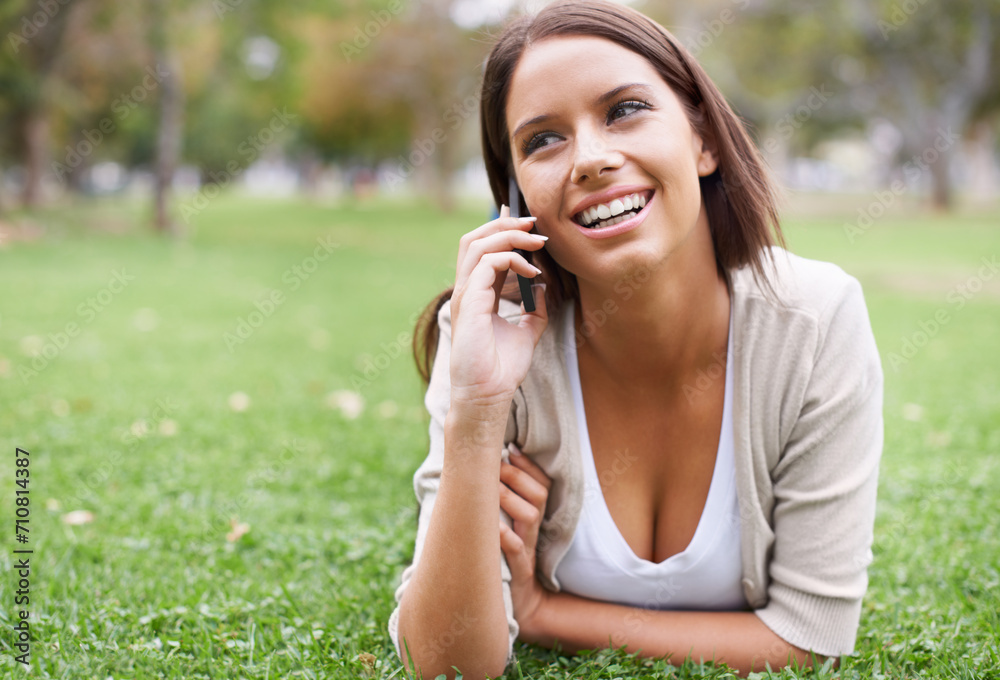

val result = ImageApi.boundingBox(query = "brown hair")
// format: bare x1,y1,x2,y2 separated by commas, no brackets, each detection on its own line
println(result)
413,0,784,384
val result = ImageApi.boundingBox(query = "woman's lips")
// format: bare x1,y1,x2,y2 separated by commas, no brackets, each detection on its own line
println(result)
573,191,654,240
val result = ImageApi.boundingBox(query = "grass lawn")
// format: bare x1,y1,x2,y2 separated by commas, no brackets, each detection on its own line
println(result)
1,193,998,679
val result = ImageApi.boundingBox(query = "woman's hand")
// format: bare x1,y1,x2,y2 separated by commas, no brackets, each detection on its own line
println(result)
449,205,549,408
498,444,554,644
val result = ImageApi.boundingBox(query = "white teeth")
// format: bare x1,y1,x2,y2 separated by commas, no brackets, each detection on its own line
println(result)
576,192,651,227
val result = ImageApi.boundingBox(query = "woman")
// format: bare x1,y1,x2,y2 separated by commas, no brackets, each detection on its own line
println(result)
388,1,883,677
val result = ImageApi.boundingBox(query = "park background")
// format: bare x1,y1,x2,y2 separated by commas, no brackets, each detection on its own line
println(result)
1,0,998,677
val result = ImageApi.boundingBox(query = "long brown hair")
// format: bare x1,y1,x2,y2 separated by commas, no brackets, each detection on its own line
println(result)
414,0,784,384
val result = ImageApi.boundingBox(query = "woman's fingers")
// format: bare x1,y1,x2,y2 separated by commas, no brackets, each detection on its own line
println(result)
499,477,542,527
499,522,531,576
507,445,553,491
500,457,550,510
499,452,553,587
458,251,542,318
456,227,547,290
456,207,538,273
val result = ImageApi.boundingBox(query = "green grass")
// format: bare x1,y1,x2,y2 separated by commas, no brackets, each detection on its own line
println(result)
0,193,998,678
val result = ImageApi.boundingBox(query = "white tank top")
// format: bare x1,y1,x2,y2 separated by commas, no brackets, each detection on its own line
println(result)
553,303,748,611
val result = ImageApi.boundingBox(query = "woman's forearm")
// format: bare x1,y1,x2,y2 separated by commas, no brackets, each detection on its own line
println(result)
527,591,820,676
396,403,513,680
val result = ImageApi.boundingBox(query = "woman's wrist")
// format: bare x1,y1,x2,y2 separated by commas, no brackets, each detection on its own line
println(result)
443,401,511,465
446,390,515,435
515,587,555,645
449,385,517,415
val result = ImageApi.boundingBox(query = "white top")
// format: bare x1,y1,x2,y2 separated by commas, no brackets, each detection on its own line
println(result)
553,302,748,611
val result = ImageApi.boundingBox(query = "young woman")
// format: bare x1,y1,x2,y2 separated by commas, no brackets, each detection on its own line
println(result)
388,1,883,677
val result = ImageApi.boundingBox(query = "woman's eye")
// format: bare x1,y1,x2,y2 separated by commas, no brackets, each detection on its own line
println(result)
608,99,651,122
522,132,560,156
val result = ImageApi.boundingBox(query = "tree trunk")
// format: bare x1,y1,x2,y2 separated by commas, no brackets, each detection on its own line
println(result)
928,153,952,211
22,109,49,208
965,121,998,202
0,160,7,216
151,0,183,235
154,54,183,234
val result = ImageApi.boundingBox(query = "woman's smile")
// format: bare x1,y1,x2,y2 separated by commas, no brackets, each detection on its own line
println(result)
572,188,655,239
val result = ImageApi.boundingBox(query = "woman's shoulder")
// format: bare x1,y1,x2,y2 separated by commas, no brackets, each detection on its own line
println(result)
731,247,868,322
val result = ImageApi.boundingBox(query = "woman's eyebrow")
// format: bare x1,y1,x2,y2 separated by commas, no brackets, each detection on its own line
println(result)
511,82,654,141
596,82,654,105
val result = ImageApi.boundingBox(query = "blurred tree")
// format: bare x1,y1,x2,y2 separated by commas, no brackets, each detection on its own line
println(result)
149,0,184,234
299,0,488,210
0,0,79,207
846,0,997,209
653,0,998,210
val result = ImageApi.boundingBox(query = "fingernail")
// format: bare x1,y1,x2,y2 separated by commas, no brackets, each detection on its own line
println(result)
531,234,549,241
532,283,547,307
521,216,538,221
531,265,543,275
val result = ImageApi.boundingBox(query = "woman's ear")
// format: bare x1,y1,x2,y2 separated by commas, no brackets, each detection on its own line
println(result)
693,104,720,177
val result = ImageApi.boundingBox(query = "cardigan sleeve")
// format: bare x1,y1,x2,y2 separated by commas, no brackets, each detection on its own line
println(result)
386,298,521,669
754,274,884,657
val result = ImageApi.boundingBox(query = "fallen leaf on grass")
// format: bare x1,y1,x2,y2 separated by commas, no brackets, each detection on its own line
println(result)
62,510,95,525
326,390,364,419
358,652,377,675
226,519,250,542
228,391,251,412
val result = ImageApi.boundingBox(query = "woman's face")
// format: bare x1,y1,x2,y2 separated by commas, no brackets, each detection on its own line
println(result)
506,35,718,285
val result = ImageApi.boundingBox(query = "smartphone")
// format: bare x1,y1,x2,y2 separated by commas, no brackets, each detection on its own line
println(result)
509,175,537,313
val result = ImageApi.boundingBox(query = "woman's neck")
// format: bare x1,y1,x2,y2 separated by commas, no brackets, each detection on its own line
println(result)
572,218,730,394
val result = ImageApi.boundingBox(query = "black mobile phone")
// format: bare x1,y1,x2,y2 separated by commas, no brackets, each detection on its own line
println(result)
508,175,536,313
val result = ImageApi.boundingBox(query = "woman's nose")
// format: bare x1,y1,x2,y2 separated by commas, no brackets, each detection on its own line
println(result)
570,129,625,184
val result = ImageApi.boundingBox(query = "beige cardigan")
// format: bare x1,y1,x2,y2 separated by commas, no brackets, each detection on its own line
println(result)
388,249,883,665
